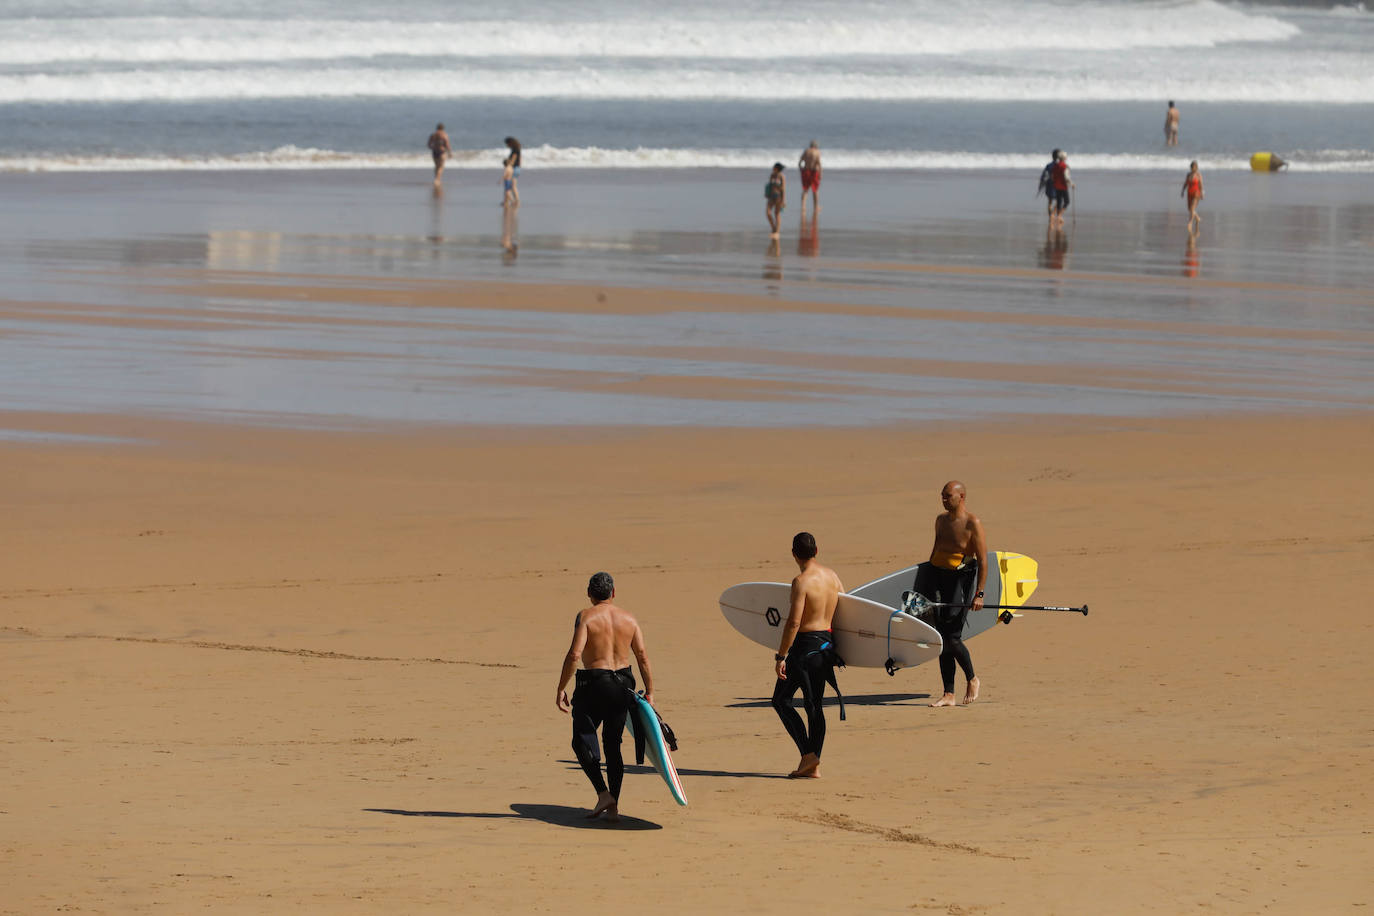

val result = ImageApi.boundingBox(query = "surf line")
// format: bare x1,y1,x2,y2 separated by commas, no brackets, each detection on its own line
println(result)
2,627,519,668
784,811,1022,860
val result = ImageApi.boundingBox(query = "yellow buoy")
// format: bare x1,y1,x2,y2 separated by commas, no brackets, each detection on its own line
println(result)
1250,152,1288,172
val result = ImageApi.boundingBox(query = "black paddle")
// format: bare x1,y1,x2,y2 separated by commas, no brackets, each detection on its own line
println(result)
900,590,1088,624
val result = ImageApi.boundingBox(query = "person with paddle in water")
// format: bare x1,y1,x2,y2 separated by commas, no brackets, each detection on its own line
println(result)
772,531,844,779
556,571,656,822
917,481,988,707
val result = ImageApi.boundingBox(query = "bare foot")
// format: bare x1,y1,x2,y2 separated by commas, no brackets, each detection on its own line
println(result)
930,693,958,707
587,791,618,819
788,753,821,778
964,676,980,705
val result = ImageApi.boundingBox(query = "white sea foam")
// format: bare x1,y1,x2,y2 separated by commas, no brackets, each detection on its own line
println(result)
0,2,1300,66
5,145,1371,173
4,62,1372,104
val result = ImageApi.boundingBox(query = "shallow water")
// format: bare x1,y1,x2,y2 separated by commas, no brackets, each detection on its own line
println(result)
1,168,1371,430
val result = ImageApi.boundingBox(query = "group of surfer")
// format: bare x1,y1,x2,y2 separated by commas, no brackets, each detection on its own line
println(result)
426,124,522,207
555,479,988,820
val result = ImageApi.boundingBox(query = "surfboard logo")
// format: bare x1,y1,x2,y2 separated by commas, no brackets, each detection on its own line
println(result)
765,607,781,627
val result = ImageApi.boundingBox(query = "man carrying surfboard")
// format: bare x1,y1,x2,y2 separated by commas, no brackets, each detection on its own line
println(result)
918,481,987,707
555,572,656,822
772,532,844,779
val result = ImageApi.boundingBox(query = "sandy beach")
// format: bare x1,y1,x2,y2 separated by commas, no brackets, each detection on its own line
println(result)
5,410,1373,913
4,166,1374,913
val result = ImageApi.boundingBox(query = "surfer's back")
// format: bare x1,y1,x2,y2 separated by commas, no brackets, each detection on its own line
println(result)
577,602,640,670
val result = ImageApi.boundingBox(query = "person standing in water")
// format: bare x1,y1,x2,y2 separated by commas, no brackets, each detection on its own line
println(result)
427,123,451,188
502,155,518,209
555,572,656,822
503,137,522,206
1050,151,1074,228
771,532,844,779
1181,160,1204,234
1165,101,1180,146
798,141,822,215
914,481,987,708
1037,148,1061,222
765,162,786,239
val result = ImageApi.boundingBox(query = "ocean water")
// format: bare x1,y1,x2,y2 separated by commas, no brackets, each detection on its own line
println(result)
2,0,1372,173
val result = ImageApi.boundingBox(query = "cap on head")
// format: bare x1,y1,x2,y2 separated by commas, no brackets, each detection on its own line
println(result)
587,571,614,602
792,531,817,560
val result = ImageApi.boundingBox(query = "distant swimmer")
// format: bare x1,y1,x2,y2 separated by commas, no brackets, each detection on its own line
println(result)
504,137,522,206
1181,160,1204,234
798,141,822,214
771,532,845,779
427,123,451,188
1050,150,1074,227
1165,101,1180,146
556,572,656,822
765,162,786,239
1037,148,1062,221
916,481,987,707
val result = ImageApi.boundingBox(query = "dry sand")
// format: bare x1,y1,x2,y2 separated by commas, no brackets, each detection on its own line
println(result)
5,406,1372,913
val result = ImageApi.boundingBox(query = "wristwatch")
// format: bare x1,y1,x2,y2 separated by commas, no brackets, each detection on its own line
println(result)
775,653,786,662
975,591,985,598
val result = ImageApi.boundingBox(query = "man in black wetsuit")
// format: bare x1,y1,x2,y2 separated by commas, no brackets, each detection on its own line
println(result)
555,571,655,821
771,532,844,779
916,480,988,707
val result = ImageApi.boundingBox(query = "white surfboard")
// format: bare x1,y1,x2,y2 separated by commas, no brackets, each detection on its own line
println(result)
719,582,942,671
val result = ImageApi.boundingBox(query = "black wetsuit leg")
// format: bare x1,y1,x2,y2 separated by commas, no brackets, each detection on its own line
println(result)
771,633,830,757
570,668,634,796
914,563,977,694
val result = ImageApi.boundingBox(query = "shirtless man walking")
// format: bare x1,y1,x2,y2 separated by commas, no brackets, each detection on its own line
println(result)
1164,101,1180,147
771,531,844,779
915,481,987,707
555,572,655,822
427,123,451,188
798,141,822,215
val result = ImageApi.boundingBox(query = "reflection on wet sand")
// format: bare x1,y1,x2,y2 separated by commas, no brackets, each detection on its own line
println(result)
501,205,519,263
798,211,820,258
1183,234,1200,278
1039,225,1069,271
763,237,782,284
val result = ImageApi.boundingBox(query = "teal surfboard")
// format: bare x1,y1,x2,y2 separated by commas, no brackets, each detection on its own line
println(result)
625,694,687,806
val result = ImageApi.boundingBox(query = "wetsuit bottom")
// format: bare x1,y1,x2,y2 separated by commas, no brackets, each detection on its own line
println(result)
914,562,978,694
772,631,833,757
570,667,634,797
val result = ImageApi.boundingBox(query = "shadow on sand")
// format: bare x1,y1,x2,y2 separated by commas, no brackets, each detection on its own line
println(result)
557,759,787,781
727,692,931,709
363,804,661,830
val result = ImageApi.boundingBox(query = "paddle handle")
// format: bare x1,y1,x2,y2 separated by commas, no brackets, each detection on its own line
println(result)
934,602,1088,615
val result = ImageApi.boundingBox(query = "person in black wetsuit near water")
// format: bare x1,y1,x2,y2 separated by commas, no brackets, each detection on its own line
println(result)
915,480,988,707
771,531,844,779
555,571,655,822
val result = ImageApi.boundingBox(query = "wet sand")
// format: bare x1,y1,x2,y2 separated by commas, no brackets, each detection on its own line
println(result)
3,168,1373,912
5,411,1373,913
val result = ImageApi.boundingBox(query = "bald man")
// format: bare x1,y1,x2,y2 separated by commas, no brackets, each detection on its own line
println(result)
914,481,987,707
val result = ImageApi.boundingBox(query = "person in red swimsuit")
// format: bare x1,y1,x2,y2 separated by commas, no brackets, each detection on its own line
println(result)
1180,160,1204,234
798,141,822,215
